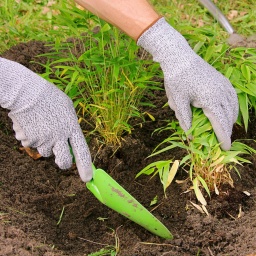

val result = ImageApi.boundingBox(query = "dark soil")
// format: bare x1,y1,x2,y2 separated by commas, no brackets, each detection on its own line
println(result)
1,41,256,256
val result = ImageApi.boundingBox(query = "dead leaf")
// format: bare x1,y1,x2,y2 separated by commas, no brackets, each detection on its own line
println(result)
166,160,179,188
19,147,42,160
202,205,209,216
214,183,219,195
175,179,187,184
240,11,248,17
190,201,204,214
178,4,184,10
42,6,51,15
243,191,251,196
197,19,205,28
181,13,190,21
52,10,60,16
47,0,56,7
227,10,239,20
180,189,191,195
193,177,207,206
76,4,85,10
237,204,244,218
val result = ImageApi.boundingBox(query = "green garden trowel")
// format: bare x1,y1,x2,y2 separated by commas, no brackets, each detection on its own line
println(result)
86,165,173,239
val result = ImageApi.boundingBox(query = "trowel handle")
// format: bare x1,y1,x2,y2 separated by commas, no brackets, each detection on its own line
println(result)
198,0,234,34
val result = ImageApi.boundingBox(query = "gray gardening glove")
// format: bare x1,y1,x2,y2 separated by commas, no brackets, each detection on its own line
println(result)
137,18,238,150
0,57,92,182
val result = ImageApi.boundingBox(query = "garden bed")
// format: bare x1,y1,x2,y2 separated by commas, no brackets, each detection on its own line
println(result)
0,41,256,256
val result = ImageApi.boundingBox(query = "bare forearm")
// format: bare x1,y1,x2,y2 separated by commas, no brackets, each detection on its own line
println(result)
74,0,160,40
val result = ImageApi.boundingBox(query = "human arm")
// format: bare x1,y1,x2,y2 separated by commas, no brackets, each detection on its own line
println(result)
0,57,93,182
74,0,238,150
74,0,160,40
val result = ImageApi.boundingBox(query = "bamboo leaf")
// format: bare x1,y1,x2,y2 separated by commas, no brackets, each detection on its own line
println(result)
204,45,215,62
241,64,251,82
164,160,179,191
150,195,158,206
225,67,233,79
100,23,111,32
193,177,207,206
202,205,209,216
209,155,225,167
190,201,204,214
198,176,210,197
212,147,222,161
144,112,155,121
238,93,249,131
214,183,219,195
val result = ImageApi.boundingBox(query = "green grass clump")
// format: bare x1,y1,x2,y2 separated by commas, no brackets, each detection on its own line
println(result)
181,29,256,131
224,47,256,130
136,16,256,203
138,108,255,204
0,0,59,53
40,9,160,146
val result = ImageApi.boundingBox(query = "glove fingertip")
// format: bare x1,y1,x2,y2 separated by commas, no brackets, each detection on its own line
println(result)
167,97,192,132
53,141,73,169
76,162,93,182
55,155,73,170
69,130,93,182
214,125,231,150
174,107,192,132
203,110,232,151
37,144,53,157
219,139,231,151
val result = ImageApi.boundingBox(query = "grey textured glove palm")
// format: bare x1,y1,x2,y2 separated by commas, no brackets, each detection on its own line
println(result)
0,57,92,182
137,18,238,150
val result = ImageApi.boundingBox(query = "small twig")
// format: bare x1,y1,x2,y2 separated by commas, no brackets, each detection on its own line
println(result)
78,237,110,246
237,204,244,218
0,212,10,222
92,143,104,163
208,246,215,256
139,242,179,248
115,225,123,233
114,226,122,254
161,251,177,256
8,207,27,216
57,206,65,226
133,180,145,187
225,211,236,220
150,202,164,213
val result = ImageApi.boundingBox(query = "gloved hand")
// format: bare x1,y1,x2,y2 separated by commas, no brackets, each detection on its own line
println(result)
0,57,92,182
137,18,238,150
